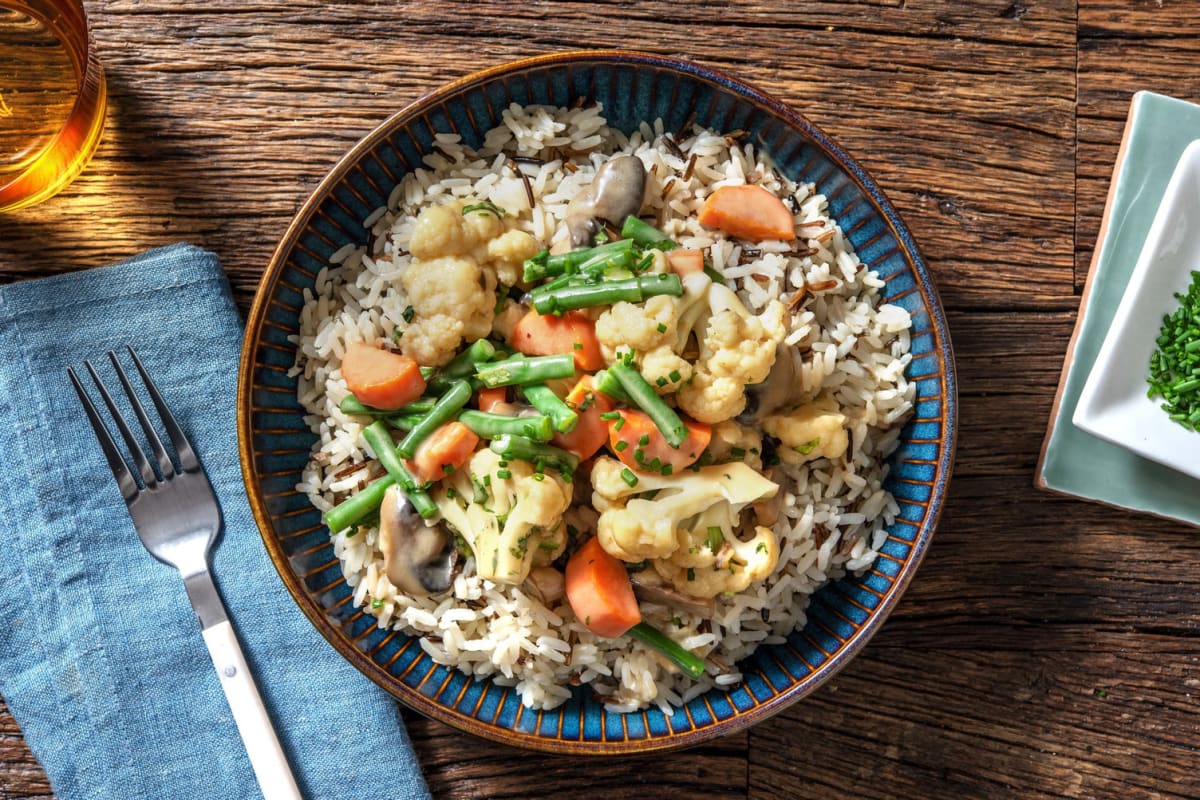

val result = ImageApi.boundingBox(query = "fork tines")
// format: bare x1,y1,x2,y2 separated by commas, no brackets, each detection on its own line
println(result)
68,347,200,497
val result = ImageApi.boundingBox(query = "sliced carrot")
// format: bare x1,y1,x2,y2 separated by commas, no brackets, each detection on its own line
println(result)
476,386,509,413
342,341,426,411
407,421,479,484
608,409,711,473
511,309,603,371
565,536,641,638
697,184,796,242
552,375,614,460
666,248,705,276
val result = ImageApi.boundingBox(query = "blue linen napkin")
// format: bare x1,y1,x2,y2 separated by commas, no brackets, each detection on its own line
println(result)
0,244,431,800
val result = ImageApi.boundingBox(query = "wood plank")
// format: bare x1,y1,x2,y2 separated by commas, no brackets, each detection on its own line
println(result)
0,699,53,799
0,2,1079,312
750,642,1200,800
1075,1,1200,291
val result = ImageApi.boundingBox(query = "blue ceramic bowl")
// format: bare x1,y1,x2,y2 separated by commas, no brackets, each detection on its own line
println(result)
238,51,956,753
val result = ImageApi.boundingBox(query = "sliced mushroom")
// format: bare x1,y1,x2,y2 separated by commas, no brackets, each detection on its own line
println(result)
565,155,647,247
630,570,715,618
738,342,799,424
523,566,566,605
378,484,455,596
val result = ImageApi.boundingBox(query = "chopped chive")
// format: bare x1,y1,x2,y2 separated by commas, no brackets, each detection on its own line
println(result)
614,440,628,452
496,469,512,479
462,200,507,218
620,468,639,487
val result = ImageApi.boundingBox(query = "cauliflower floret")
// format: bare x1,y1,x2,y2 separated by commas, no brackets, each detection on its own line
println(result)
433,449,571,584
399,254,495,365
486,229,540,286
593,272,711,393
677,285,788,424
676,371,746,425
409,204,471,259
763,395,848,464
640,346,693,395
707,420,763,471
703,299,787,383
399,200,537,366
653,501,778,599
594,295,678,363
410,200,508,258
590,457,778,564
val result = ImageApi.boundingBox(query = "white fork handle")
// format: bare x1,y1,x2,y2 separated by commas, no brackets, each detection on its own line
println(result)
201,621,303,800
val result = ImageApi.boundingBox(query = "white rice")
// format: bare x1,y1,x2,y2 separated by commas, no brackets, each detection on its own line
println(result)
290,103,914,713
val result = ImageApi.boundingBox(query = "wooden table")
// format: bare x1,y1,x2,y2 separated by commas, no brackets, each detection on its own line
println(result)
4,1,1200,797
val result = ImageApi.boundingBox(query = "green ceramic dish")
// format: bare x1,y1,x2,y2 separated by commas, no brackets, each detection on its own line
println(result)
1038,91,1200,527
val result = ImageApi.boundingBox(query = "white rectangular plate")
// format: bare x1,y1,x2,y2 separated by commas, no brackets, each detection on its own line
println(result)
1074,139,1200,480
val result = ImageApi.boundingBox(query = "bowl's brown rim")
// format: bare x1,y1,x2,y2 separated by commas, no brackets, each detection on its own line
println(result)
237,48,957,755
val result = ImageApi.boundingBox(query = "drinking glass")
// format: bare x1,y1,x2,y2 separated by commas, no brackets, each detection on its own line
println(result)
0,0,106,212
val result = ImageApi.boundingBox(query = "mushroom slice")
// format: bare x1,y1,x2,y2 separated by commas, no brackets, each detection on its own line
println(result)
738,342,799,424
523,566,566,605
378,484,454,596
630,570,715,618
565,155,647,247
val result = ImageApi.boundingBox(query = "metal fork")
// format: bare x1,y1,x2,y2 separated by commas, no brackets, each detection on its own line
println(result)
69,347,301,800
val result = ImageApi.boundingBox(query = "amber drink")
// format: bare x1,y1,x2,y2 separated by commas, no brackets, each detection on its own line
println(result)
0,0,105,212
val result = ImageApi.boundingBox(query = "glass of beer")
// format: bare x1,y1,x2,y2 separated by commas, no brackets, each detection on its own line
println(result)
0,0,106,213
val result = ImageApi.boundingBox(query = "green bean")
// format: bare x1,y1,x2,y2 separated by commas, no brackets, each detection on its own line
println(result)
360,422,438,517
427,339,497,393
592,369,634,404
382,413,425,431
475,354,576,388
521,383,579,433
324,474,397,534
576,248,637,278
458,409,554,442
609,361,687,448
620,215,676,251
522,239,637,283
629,622,705,679
396,379,473,458
530,273,682,315
488,434,579,477
340,395,437,417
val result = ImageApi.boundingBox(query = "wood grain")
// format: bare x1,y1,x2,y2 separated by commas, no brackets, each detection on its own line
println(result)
5,1,1200,798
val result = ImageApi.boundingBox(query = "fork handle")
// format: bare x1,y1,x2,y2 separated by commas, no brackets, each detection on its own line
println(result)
202,621,303,800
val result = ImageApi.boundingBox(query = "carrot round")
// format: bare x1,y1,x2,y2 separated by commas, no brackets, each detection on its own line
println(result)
476,386,509,413
512,309,604,371
407,421,479,484
565,537,641,638
697,184,796,242
666,248,705,276
608,409,711,473
342,341,427,411
552,375,614,460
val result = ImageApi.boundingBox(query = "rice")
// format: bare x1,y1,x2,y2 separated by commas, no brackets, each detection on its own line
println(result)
291,103,914,712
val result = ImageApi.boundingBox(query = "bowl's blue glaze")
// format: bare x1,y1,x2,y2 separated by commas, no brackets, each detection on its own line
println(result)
238,51,956,753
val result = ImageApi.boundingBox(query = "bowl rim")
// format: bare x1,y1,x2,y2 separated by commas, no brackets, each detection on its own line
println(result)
238,48,957,754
